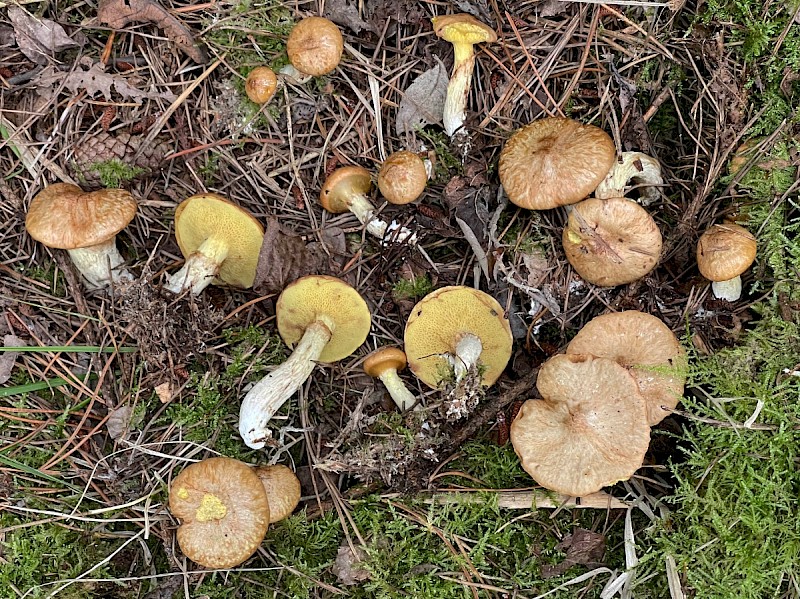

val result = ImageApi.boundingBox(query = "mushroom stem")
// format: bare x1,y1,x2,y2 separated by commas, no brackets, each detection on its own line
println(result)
711,275,742,302
450,332,483,382
443,45,476,137
278,64,312,84
165,236,230,295
595,152,663,206
239,317,334,449
348,193,418,244
67,238,133,289
377,369,417,411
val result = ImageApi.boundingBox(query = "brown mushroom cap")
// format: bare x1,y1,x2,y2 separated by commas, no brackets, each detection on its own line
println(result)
432,13,497,45
253,465,302,524
696,223,757,281
174,193,265,289
26,183,137,249
377,151,427,205
404,286,512,388
320,166,373,214
286,17,343,77
245,66,278,104
510,354,650,497
277,275,371,363
566,311,686,425
563,197,662,286
499,118,615,210
364,347,407,377
169,457,270,569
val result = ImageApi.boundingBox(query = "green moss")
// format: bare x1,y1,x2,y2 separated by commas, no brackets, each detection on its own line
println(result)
417,129,463,180
90,159,144,188
391,274,433,301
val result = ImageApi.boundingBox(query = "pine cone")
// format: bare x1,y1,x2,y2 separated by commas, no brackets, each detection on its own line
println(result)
70,132,171,188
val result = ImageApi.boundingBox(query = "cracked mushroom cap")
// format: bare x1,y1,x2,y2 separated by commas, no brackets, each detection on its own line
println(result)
253,465,302,524
499,118,615,210
364,347,407,377
563,197,662,286
169,457,270,569
510,354,650,497
696,223,757,282
377,151,427,205
404,286,512,388
277,275,371,363
26,183,137,249
320,166,373,214
174,193,265,289
566,311,687,425
432,13,497,45
286,16,343,77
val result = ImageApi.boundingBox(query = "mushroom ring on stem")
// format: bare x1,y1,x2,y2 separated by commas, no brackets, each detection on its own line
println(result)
364,347,417,412
594,151,663,206
510,354,650,497
432,13,497,138
696,223,757,302
239,275,371,449
169,457,270,569
499,117,615,210
404,286,512,388
320,166,417,244
165,193,264,296
25,183,137,289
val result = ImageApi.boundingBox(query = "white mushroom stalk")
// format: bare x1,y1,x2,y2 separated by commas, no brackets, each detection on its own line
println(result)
164,236,229,296
239,317,334,449
378,369,417,412
711,276,742,302
347,194,418,244
449,333,483,382
68,238,133,289
595,152,663,206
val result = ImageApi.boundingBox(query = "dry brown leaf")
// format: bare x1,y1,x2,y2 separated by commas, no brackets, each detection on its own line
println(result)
0,334,25,385
8,5,79,64
324,0,377,34
107,404,133,440
97,0,207,64
541,528,606,579
331,545,371,585
154,381,172,404
396,60,448,137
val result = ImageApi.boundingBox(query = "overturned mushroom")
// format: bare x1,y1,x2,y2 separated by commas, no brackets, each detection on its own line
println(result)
364,347,417,412
696,223,757,302
239,275,371,449
595,152,663,206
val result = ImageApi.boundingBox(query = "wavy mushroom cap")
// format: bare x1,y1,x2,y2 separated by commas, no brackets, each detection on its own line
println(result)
510,354,650,497
320,166,373,214
246,66,278,104
566,311,687,425
253,465,302,523
169,457,270,569
26,183,137,249
696,223,757,282
276,275,371,363
286,17,343,76
431,13,497,45
563,197,662,286
404,286,512,388
377,151,427,205
499,118,615,210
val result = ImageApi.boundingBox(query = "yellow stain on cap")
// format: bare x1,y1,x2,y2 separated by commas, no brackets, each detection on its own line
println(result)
176,487,189,500
196,493,227,522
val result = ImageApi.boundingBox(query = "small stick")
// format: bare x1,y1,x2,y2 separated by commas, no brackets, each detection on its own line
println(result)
425,489,630,510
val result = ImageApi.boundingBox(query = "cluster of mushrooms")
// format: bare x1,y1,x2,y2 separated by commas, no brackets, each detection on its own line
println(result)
22,11,761,571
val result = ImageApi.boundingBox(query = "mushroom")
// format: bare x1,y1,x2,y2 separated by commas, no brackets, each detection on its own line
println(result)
566,311,687,425
25,183,137,289
320,166,417,244
164,193,264,296
169,457,270,569
245,66,278,104
253,464,302,523
594,151,663,206
239,275,371,449
562,197,662,286
404,286,512,387
696,223,757,301
431,14,497,138
510,354,650,497
286,16,343,77
499,117,616,210
363,347,417,412
377,151,427,205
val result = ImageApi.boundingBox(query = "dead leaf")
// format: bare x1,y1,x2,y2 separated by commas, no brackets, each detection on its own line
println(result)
324,0,377,34
97,0,207,64
107,404,133,440
331,545,371,585
0,335,25,385
521,247,550,287
154,381,172,404
8,5,79,65
541,528,605,578
537,0,567,17
396,60,448,137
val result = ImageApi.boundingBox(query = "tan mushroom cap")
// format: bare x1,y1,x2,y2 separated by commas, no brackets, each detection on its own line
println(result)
510,354,650,497
277,275,371,363
253,465,302,524
566,311,687,425
432,13,497,45
563,197,662,286
404,286,512,388
499,118,615,210
377,151,427,205
696,223,757,281
174,193,265,289
364,347,407,377
286,17,343,77
245,66,278,104
169,457,270,569
26,183,137,249
320,166,373,214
